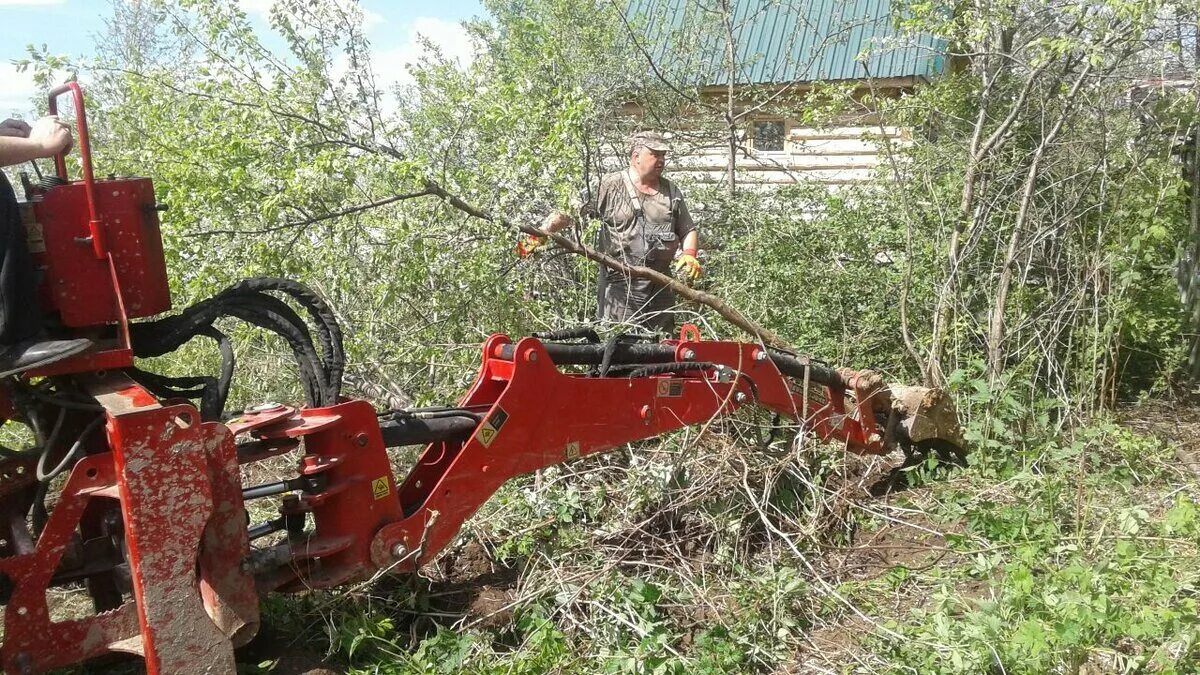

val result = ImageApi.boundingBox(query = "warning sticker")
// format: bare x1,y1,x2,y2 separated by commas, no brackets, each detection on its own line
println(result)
564,441,580,461
656,379,684,398
476,407,509,448
371,476,391,500
25,221,45,254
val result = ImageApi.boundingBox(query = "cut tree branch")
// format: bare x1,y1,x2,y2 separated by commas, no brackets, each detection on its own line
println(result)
191,188,436,237
418,180,795,351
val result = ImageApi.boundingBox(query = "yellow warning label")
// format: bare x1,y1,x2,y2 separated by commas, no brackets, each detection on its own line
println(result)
25,221,45,254
476,407,508,448
564,441,580,460
371,476,390,500
478,424,498,446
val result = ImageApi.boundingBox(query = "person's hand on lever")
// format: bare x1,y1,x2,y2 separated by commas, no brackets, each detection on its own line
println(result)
28,115,72,157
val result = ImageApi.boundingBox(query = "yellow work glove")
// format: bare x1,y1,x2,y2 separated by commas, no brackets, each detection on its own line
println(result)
516,234,549,258
674,252,702,281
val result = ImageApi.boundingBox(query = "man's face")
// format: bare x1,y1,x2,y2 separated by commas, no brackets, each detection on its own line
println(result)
630,146,667,180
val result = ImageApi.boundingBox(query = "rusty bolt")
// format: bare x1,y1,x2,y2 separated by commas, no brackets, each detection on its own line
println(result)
392,544,408,560
354,432,369,447
526,351,538,363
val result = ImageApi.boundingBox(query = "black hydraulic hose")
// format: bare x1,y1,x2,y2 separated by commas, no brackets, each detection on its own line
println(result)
248,519,284,541
219,294,327,403
764,350,843,388
127,368,227,420
243,478,302,500
37,414,104,482
127,368,210,396
129,278,345,413
391,404,490,416
495,341,845,388
497,342,679,366
400,410,484,420
231,282,341,397
220,295,326,405
131,288,330,410
600,333,621,377
130,294,232,357
626,362,717,378
221,278,344,399
199,326,235,416
27,388,104,412
532,326,600,343
379,414,480,447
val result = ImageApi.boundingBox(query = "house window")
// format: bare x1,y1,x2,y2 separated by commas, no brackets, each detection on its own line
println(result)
753,120,786,152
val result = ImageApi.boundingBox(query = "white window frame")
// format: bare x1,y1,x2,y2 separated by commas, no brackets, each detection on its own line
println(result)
750,117,788,155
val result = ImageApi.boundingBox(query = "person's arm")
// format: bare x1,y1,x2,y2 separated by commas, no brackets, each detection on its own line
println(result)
682,229,699,257
541,210,573,235
673,192,702,280
0,116,71,168
518,210,570,257
519,184,597,256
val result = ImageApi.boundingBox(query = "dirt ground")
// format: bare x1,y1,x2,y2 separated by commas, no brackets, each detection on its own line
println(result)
234,539,519,674
1120,399,1200,480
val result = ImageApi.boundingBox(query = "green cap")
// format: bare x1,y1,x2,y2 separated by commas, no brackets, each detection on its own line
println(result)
630,131,670,152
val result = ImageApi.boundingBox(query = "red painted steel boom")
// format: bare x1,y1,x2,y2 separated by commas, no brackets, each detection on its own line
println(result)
0,84,963,674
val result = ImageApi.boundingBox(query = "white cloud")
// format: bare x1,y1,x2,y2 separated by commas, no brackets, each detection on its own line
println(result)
239,0,273,20
372,17,474,88
359,6,384,32
0,64,40,118
0,0,64,6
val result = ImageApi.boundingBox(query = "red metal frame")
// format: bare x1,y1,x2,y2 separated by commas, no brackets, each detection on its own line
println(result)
46,83,102,260
0,374,252,674
22,83,171,377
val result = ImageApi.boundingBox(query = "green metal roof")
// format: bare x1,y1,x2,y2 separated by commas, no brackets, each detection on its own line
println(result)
624,0,945,85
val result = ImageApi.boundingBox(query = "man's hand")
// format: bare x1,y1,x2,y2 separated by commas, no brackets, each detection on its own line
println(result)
674,251,702,281
28,116,72,157
519,210,573,258
0,119,31,138
517,233,550,258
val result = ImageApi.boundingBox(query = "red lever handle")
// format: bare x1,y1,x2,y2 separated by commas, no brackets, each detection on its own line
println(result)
46,82,105,259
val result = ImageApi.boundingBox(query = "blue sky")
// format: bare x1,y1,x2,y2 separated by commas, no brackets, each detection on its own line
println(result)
0,0,486,116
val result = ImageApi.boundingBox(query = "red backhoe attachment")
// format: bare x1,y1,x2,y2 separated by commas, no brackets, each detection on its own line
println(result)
0,84,964,674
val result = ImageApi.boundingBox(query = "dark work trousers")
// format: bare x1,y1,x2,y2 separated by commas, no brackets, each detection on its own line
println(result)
597,265,676,334
0,174,42,344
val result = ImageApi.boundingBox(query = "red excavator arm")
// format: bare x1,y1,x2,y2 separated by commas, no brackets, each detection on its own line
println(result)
0,84,964,674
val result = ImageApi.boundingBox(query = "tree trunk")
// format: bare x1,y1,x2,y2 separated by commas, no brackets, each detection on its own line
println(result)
986,61,1090,379
721,0,737,197
1186,17,1200,383
925,53,1052,386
